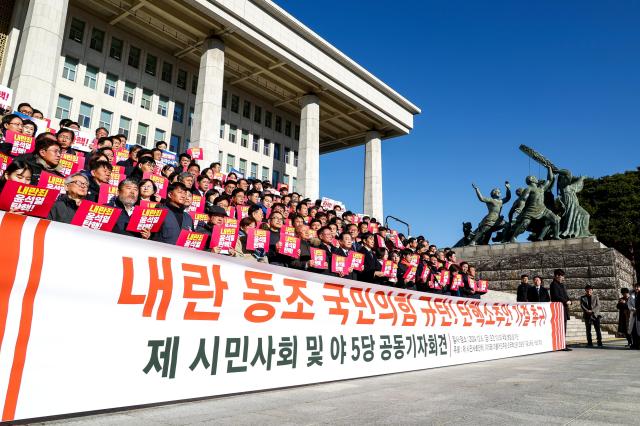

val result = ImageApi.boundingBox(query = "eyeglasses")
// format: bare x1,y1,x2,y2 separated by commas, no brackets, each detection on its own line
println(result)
70,180,88,188
9,121,23,126
46,148,62,156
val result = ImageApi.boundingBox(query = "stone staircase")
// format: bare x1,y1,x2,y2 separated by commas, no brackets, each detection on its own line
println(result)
565,315,617,344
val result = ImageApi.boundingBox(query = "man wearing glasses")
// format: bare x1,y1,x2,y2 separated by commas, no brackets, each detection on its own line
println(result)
14,134,63,184
48,173,89,223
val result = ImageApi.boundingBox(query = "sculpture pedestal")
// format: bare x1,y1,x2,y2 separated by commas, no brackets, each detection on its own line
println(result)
455,237,637,332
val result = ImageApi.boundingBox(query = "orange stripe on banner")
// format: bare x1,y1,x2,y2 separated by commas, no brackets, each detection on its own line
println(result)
2,219,49,422
0,213,28,355
559,303,566,349
550,304,557,351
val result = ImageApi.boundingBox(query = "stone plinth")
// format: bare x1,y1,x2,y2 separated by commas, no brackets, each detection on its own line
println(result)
455,237,637,332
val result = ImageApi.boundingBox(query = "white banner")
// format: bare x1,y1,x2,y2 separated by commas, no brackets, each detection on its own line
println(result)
0,212,566,421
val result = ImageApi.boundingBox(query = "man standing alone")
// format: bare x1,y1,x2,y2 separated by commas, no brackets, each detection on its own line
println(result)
550,269,572,351
517,274,530,302
580,285,603,347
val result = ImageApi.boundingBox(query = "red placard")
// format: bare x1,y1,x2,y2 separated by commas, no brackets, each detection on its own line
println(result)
419,264,429,282
6,131,35,156
408,254,420,267
98,183,118,205
189,211,208,228
114,149,129,164
368,222,379,234
56,157,75,177
331,255,348,275
61,153,85,174
38,171,66,194
468,277,476,292
187,194,205,214
0,152,12,176
278,235,300,258
210,217,238,251
245,228,270,250
403,266,417,282
142,172,169,199
175,230,208,250
235,205,249,220
347,251,365,272
140,200,159,208
376,235,385,248
476,280,488,293
187,147,204,160
70,200,121,231
224,206,236,218
111,165,125,177
125,206,167,232
309,248,328,269
382,260,395,277
108,173,124,186
450,273,463,291
280,225,296,238
0,181,59,217
212,172,225,182
439,270,451,287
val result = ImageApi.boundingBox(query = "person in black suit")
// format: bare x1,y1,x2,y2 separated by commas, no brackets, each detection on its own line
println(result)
308,226,334,275
550,268,572,351
357,232,382,283
517,274,530,302
527,276,550,302
332,232,356,280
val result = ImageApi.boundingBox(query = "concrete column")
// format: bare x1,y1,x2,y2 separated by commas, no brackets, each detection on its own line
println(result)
9,0,69,117
191,37,225,165
297,94,320,200
363,130,383,221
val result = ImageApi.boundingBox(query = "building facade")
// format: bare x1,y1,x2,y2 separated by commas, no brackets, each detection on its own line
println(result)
0,0,420,220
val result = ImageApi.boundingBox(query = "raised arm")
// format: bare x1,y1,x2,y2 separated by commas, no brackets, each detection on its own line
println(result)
543,166,555,191
502,181,512,204
472,183,489,203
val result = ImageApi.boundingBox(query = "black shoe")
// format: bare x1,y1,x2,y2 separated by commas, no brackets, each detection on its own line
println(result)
597,343,603,347
586,343,593,347
562,347,572,351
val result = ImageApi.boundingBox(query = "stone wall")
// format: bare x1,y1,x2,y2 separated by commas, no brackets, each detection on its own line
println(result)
454,237,637,332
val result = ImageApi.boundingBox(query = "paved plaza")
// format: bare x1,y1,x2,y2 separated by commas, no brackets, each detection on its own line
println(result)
35,340,640,425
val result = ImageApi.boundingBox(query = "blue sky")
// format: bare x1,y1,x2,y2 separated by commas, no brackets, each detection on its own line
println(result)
275,0,640,246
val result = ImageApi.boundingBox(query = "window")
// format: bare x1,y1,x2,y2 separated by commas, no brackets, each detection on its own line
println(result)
272,170,280,186
254,105,262,123
293,151,298,167
177,69,187,89
283,174,289,186
265,111,272,128
295,125,300,141
188,108,194,127
145,54,157,76
250,162,258,179
161,62,173,83
118,116,131,138
157,96,169,117
228,125,237,143
78,102,93,128
275,115,282,133
89,28,105,52
154,128,166,143
285,120,292,137
99,110,113,132
173,102,184,123
262,166,269,181
136,122,149,146
284,148,290,164
263,138,270,156
273,142,281,161
292,177,297,192
191,75,198,95
219,120,225,139
84,65,98,89
141,88,153,110
239,159,247,176
222,90,228,109
242,100,251,118
104,73,117,97
241,129,249,148
109,37,123,60
128,46,141,68
226,154,235,173
170,135,180,152
252,134,260,152
69,18,85,43
62,56,78,81
55,95,72,120
123,81,136,103
230,94,239,113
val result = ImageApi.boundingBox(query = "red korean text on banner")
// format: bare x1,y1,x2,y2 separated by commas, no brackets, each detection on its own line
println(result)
450,273,463,291
309,247,328,269
476,280,488,293
280,225,296,238
403,266,417,282
236,205,249,220
175,230,208,250
0,180,59,217
142,172,169,199
187,194,205,214
382,260,394,277
6,131,35,156
57,157,75,177
38,171,66,194
210,217,238,251
70,130,94,152
125,206,167,233
70,200,121,231
347,251,365,271
61,152,85,173
187,147,204,160
245,227,270,251
98,183,118,205
189,211,208,228
278,235,300,258
331,255,348,275
0,152,12,176
368,222,379,234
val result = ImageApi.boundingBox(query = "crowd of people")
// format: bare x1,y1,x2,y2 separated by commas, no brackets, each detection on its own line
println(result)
0,102,488,297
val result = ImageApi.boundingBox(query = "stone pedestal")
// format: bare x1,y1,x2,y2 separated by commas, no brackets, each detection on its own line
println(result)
455,237,637,332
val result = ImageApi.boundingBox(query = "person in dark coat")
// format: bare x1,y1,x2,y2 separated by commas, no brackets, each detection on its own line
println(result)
580,285,603,347
617,288,632,346
527,276,550,302
108,178,151,239
13,134,64,185
357,232,382,284
116,145,142,177
85,160,113,203
307,225,334,275
266,211,292,267
47,173,89,224
332,232,356,280
152,182,194,245
516,274,530,302
396,249,417,290
550,268,572,351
